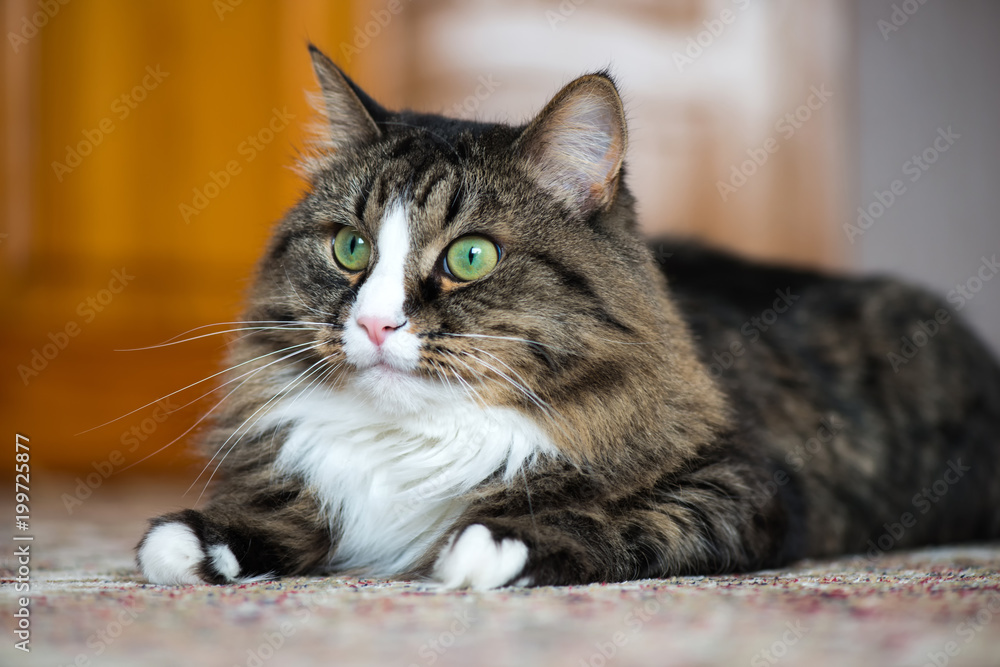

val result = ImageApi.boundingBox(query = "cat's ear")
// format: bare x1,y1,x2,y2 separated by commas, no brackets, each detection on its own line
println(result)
308,44,386,150
517,73,627,216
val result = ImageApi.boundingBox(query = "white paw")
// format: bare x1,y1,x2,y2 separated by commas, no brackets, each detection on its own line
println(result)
208,543,240,581
138,523,206,585
433,524,529,590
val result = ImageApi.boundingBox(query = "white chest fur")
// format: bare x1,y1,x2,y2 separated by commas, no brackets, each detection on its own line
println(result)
258,384,555,575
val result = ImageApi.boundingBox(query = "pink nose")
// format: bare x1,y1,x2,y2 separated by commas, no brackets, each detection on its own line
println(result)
357,315,405,347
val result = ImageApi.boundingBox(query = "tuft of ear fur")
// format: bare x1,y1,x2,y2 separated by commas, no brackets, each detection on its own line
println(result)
306,44,385,158
517,73,627,217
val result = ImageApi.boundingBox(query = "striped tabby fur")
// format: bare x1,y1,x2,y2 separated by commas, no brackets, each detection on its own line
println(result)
137,45,1000,589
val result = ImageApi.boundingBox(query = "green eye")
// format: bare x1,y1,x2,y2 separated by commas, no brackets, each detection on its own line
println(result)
332,227,371,271
444,235,500,282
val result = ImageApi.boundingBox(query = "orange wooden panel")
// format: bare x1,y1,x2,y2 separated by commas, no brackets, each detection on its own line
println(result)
1,0,359,477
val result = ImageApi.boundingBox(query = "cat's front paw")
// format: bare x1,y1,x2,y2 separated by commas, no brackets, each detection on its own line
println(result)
137,512,241,585
432,524,531,590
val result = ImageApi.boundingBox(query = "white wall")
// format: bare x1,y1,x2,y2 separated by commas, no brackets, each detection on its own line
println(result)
855,0,1000,355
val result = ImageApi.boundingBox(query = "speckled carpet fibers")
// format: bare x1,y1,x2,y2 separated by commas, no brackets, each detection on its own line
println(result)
2,477,999,667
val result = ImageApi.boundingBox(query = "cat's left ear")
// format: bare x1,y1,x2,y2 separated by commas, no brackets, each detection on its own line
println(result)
516,73,627,216
308,43,387,151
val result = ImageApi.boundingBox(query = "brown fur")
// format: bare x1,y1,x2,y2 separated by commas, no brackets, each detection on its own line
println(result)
137,45,1000,587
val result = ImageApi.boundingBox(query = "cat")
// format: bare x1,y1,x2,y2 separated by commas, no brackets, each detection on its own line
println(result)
136,44,1000,589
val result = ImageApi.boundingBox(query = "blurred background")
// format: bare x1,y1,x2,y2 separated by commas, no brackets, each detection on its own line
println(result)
2,0,998,481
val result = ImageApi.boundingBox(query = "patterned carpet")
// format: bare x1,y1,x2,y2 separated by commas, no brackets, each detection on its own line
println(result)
2,477,999,667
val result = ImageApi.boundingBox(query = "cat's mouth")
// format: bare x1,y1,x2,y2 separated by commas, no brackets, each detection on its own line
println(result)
346,354,461,413
347,352,418,380
369,359,411,375
340,318,423,378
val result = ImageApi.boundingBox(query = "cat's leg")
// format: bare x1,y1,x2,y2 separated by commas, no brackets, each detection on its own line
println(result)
137,482,332,585
432,459,790,589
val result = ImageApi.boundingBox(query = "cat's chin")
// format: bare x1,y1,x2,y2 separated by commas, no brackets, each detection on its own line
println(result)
348,363,465,414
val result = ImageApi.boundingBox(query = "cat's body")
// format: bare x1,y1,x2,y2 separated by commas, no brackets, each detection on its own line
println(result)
137,46,1000,589
662,242,1000,559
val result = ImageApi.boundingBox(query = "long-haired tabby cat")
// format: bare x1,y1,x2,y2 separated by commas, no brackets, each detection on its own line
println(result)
137,45,1000,589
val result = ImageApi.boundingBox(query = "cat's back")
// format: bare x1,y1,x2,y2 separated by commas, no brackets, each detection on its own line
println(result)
655,239,1000,396
654,239,1000,556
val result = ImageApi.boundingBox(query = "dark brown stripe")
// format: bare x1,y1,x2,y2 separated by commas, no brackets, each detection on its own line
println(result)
354,186,370,223
529,250,635,336
444,180,464,227
413,166,447,209
269,228,313,261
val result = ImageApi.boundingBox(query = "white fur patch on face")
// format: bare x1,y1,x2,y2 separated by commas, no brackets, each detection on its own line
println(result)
342,202,421,374
433,524,529,590
137,523,206,585
263,382,556,577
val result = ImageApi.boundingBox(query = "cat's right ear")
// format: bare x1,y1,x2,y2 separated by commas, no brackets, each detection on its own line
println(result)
516,73,627,218
308,44,385,151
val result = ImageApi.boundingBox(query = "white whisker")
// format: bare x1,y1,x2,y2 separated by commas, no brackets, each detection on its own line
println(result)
442,352,491,411
517,313,651,346
154,320,335,345
119,344,318,472
265,359,344,459
460,350,574,444
192,354,330,502
76,340,318,435
116,326,325,352
437,332,574,355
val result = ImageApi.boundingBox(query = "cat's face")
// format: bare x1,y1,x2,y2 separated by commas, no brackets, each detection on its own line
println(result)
244,47,669,426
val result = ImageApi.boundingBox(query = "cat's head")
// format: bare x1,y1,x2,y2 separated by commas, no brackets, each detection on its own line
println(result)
243,45,722,460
